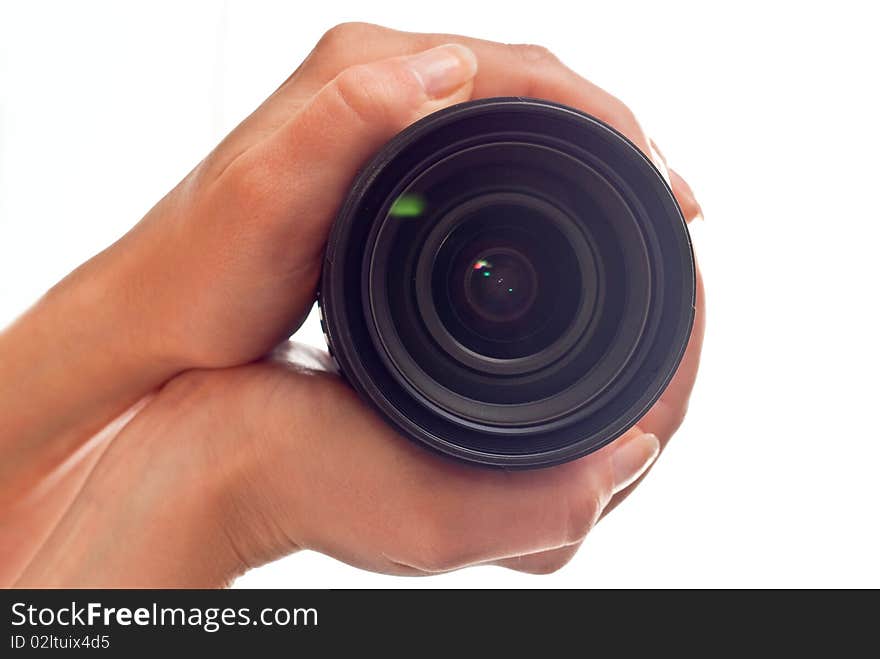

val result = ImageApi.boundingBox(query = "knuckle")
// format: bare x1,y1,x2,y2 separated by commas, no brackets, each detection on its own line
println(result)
509,43,559,65
316,22,378,52
331,63,420,127
332,65,388,125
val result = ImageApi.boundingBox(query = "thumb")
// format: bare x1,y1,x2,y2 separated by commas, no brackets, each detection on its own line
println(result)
309,42,479,128
227,43,477,256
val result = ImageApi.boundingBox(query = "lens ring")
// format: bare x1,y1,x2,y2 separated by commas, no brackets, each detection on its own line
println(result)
413,191,598,376
369,143,651,426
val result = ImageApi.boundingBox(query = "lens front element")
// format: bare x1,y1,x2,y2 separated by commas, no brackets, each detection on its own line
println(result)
426,192,587,364
464,248,537,324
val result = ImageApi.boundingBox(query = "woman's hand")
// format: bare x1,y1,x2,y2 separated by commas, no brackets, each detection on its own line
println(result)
1,23,704,586
16,342,670,586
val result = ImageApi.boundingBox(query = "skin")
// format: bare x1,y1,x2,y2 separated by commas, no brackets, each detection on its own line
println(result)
0,23,704,587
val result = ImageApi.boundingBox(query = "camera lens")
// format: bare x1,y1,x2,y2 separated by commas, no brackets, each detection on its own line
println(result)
320,98,695,468
463,247,537,324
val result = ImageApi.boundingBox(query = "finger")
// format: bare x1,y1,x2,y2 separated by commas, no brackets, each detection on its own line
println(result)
280,24,648,150
469,429,657,574
212,23,650,173
218,360,660,575
649,138,702,223
212,44,477,267
210,23,402,150
394,432,660,573
304,26,650,153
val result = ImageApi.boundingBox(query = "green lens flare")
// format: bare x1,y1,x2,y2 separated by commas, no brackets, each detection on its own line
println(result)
389,194,426,218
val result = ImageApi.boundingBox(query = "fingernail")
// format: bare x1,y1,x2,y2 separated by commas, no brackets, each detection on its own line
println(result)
648,139,671,184
406,44,478,99
610,433,661,493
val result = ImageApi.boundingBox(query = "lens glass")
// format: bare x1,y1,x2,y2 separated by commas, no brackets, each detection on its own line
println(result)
431,198,583,360
465,248,537,324
431,196,582,359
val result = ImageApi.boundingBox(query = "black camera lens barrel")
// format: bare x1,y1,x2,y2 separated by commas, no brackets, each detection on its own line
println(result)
319,97,695,468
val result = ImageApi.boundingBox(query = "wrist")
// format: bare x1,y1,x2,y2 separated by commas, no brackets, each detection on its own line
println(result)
14,383,246,587
0,247,182,497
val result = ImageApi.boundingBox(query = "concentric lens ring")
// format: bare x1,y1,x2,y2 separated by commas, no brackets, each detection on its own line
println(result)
413,191,598,377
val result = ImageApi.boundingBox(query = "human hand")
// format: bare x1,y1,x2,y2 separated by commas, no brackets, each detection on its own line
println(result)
74,24,703,371
16,341,679,586
2,23,704,586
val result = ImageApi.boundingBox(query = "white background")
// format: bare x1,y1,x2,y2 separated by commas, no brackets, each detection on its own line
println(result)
1,1,878,588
